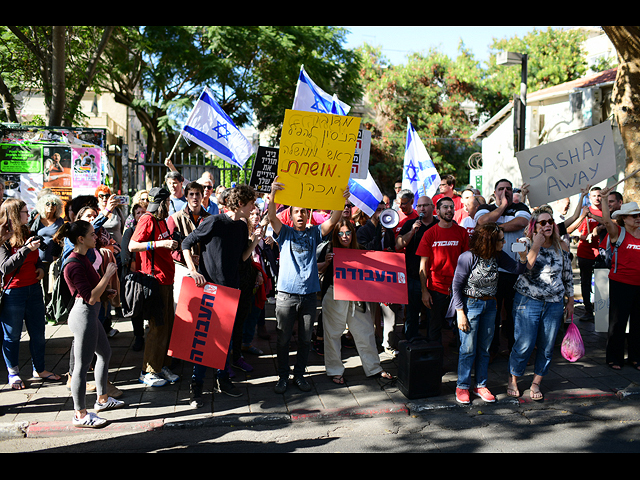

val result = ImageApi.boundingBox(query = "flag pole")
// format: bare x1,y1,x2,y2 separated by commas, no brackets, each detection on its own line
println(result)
165,134,182,167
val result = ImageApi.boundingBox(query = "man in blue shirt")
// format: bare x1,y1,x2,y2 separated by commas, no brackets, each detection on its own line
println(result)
267,176,349,394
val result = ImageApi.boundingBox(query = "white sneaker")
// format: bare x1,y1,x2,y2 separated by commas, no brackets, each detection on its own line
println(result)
139,372,168,387
73,412,108,428
94,396,125,412
159,367,180,384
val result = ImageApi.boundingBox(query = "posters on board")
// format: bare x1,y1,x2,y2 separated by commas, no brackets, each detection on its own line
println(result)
516,120,617,207
333,249,409,305
167,276,241,371
277,109,361,211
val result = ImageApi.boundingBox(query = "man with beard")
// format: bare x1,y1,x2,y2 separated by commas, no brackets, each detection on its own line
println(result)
416,197,469,345
475,179,531,357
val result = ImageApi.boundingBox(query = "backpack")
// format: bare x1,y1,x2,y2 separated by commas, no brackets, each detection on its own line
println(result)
46,257,81,323
600,228,626,273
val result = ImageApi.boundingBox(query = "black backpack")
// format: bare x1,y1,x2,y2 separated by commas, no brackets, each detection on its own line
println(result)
46,257,81,323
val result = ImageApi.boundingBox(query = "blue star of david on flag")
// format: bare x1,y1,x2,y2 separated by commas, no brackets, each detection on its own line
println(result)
213,121,231,141
402,118,441,205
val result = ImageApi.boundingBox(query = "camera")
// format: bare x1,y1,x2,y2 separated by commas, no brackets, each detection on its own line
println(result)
30,235,48,251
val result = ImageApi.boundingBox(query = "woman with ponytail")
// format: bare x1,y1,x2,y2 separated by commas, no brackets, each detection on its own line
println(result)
57,220,124,428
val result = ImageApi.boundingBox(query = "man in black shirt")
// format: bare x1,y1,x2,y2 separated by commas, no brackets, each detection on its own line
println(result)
396,196,438,341
182,185,262,404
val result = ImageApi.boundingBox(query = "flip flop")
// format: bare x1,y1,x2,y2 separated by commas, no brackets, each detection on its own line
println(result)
530,382,544,401
332,376,345,385
33,372,63,382
9,374,25,390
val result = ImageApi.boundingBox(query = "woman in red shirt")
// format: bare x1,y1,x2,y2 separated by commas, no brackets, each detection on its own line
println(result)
0,199,62,390
600,188,640,371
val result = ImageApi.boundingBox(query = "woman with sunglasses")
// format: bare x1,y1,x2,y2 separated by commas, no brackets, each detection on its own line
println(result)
318,218,392,385
449,223,527,405
507,208,574,401
599,186,640,371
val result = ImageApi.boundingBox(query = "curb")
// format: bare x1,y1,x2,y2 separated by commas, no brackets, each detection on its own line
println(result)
5,386,638,439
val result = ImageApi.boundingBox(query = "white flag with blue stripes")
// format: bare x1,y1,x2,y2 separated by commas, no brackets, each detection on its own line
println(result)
292,65,351,115
348,171,383,217
403,118,441,203
182,87,254,168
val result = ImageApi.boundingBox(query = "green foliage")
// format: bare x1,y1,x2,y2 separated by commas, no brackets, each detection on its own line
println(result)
360,27,590,195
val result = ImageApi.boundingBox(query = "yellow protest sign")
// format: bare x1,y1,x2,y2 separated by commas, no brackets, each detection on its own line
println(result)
277,109,361,211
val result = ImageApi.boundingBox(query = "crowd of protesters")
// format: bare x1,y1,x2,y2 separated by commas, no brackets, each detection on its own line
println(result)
1,165,638,427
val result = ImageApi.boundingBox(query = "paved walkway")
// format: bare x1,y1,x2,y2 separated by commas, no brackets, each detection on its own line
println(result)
1,278,639,439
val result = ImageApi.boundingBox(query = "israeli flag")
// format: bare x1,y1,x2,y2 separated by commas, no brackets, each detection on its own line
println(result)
403,118,441,204
349,172,384,217
182,87,254,168
292,65,351,115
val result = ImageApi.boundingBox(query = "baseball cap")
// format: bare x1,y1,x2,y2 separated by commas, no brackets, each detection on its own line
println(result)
147,187,170,213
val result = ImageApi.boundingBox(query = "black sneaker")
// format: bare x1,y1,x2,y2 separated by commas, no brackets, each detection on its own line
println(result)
293,375,312,392
190,381,204,408
274,376,289,394
216,378,242,397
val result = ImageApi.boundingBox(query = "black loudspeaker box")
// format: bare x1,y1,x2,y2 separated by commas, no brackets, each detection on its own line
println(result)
397,337,443,400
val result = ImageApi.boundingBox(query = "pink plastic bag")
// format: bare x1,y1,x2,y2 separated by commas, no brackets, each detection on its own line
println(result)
561,321,585,363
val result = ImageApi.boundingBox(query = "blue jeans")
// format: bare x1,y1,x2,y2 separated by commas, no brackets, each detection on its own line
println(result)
509,292,564,377
0,283,47,373
457,297,497,390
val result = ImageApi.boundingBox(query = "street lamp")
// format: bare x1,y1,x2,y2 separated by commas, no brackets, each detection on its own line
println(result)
497,52,528,153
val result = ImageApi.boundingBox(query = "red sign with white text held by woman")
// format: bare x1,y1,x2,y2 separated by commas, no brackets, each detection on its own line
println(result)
333,249,408,305
168,276,241,370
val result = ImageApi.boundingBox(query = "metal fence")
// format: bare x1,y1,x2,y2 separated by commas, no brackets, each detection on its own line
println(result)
124,152,254,194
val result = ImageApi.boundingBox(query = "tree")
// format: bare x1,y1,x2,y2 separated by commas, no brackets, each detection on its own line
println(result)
4,26,114,127
99,26,361,159
603,26,640,203
360,27,590,195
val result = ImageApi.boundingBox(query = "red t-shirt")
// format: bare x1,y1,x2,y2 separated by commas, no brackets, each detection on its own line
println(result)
415,223,469,295
131,213,175,285
6,248,40,289
577,207,602,260
609,230,640,286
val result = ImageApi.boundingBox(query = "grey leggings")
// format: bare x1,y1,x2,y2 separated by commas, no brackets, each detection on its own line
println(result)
68,298,111,411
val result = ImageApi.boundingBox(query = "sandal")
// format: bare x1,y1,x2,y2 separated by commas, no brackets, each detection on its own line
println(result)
507,378,520,398
9,374,25,390
33,371,63,382
332,376,345,385
608,363,622,371
530,382,544,401
369,371,393,380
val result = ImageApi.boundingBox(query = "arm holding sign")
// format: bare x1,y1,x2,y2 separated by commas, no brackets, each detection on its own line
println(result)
599,185,621,245
320,187,351,238
267,177,285,237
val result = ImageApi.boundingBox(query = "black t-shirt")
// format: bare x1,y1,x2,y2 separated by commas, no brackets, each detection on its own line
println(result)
398,217,438,280
181,213,248,288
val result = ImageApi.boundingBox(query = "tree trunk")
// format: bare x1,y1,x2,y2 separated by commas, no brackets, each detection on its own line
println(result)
603,26,640,203
49,26,66,127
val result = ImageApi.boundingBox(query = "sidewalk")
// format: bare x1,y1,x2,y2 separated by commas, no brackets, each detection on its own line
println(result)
1,281,639,439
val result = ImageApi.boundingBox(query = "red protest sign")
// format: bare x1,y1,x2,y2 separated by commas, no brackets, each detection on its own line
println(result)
333,249,408,305
168,276,241,370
